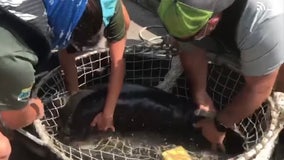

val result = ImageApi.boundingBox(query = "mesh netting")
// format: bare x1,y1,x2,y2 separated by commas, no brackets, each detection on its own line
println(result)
32,41,284,160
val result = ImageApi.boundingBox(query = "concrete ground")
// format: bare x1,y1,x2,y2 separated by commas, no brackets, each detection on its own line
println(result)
96,0,166,48
124,0,165,44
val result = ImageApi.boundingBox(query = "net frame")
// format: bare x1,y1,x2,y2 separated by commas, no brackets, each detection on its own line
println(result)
30,40,284,160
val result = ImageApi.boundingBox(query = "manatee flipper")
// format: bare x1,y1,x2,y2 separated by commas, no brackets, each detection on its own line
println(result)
59,90,94,136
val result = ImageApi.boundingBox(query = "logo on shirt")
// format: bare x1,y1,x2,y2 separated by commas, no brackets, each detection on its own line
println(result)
17,84,33,102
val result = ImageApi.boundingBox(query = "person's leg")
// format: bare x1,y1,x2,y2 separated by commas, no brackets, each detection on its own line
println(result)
179,43,216,113
0,132,11,160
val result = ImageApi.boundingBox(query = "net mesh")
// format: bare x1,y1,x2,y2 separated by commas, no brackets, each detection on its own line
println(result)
32,41,284,160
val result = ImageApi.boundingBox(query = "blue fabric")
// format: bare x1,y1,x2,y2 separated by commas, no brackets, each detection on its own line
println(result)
100,0,118,26
43,0,88,50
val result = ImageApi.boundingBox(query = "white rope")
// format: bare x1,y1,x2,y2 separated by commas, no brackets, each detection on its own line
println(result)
234,92,284,160
138,25,168,45
16,128,46,146
33,120,72,160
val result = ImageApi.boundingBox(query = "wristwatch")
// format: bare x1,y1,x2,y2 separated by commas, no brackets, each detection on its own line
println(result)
214,117,228,133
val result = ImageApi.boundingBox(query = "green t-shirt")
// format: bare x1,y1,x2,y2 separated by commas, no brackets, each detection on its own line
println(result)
103,0,126,42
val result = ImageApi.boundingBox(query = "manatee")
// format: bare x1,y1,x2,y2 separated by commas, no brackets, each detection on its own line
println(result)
59,83,244,156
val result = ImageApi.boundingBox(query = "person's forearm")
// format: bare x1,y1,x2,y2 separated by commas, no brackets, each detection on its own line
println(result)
0,104,39,130
217,84,272,127
103,59,125,117
103,38,126,118
59,49,79,94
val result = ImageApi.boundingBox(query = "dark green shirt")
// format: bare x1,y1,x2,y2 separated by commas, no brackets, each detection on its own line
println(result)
0,26,37,111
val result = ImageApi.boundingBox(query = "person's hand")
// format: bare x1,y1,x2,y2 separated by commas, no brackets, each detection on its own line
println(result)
194,118,226,152
90,112,115,132
28,98,44,119
1,97,45,130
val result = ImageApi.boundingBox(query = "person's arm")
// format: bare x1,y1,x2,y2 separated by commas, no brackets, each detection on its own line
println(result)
194,68,280,152
217,68,279,127
102,37,126,119
0,98,44,130
58,49,79,94
90,0,129,131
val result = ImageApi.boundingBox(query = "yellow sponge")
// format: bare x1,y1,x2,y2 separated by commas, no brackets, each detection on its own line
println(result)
162,146,192,160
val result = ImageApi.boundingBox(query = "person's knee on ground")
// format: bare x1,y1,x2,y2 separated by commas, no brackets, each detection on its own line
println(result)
0,132,11,160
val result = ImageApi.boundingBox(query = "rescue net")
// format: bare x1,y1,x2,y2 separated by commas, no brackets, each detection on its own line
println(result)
32,40,284,160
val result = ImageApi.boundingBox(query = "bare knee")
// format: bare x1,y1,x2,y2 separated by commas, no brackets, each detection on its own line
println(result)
0,132,11,160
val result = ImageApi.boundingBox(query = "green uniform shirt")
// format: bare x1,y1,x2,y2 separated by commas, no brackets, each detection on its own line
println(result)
0,26,37,111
